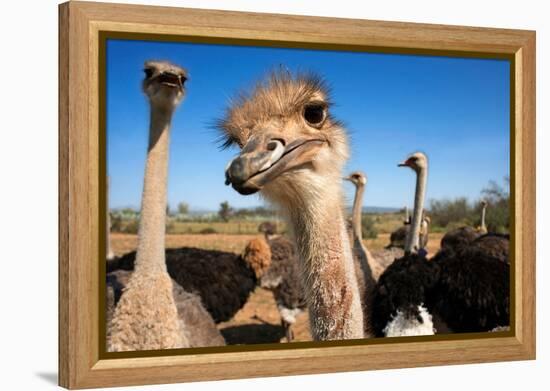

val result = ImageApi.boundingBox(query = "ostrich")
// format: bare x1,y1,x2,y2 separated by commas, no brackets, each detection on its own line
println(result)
258,222,306,342
478,199,488,234
223,71,365,340
371,152,509,337
419,213,431,250
344,172,385,284
107,237,273,324
466,199,510,263
371,152,436,337
388,208,430,251
470,200,509,263
440,200,488,252
344,172,396,285
344,171,400,337
440,199,508,261
109,61,223,351
440,226,480,253
106,269,225,348
469,233,510,263
388,206,410,249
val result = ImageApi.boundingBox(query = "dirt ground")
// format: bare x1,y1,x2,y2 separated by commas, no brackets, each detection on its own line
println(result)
110,231,444,345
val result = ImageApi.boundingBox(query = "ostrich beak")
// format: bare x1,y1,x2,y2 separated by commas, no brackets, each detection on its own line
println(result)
225,134,326,195
398,158,413,168
157,72,186,90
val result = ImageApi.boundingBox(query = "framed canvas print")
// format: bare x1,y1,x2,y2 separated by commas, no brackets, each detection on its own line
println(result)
58,1,536,389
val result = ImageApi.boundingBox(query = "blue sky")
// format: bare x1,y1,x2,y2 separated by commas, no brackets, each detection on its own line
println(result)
106,39,510,211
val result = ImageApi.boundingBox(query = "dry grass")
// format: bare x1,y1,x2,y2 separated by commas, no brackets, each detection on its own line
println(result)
167,221,280,235
111,232,261,255
369,212,408,234
110,230,444,345
366,232,444,257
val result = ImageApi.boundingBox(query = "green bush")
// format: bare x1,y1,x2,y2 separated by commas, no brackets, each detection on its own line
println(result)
427,177,509,233
122,219,139,234
110,213,122,232
166,220,175,234
429,197,471,228
480,179,510,233
361,215,378,239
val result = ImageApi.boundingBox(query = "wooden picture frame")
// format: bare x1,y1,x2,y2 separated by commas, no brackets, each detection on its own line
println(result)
59,1,536,389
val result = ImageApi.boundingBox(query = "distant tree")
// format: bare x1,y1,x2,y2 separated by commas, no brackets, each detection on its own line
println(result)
482,177,509,202
218,201,233,222
480,176,510,233
177,201,189,215
233,206,275,218
166,203,171,216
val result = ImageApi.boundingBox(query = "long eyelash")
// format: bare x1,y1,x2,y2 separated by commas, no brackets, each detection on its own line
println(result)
217,135,238,150
210,118,239,150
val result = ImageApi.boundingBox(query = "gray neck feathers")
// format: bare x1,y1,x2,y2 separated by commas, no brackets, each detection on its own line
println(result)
134,106,175,273
286,184,364,340
351,184,365,241
405,167,427,253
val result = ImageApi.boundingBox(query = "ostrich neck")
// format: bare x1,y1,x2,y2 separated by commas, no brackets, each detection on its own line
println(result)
481,205,487,230
405,167,427,253
350,184,377,313
351,185,365,241
134,105,175,273
288,189,364,340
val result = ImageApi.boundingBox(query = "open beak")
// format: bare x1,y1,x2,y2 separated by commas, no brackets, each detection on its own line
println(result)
157,72,186,90
225,134,326,195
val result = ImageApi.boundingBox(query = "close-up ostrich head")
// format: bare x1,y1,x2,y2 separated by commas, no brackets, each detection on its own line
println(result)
398,152,428,173
345,171,367,187
221,71,349,205
142,60,188,107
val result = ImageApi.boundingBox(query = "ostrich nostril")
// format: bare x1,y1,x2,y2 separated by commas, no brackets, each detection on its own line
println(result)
267,139,284,151
226,157,248,186
269,138,286,149
263,139,286,170
224,158,236,185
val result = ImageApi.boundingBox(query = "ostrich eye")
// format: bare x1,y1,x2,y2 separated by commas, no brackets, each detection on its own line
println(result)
303,103,327,126
180,75,188,85
144,68,154,79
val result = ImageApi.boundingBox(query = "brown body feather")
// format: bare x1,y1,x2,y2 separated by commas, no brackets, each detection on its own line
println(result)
108,238,271,323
